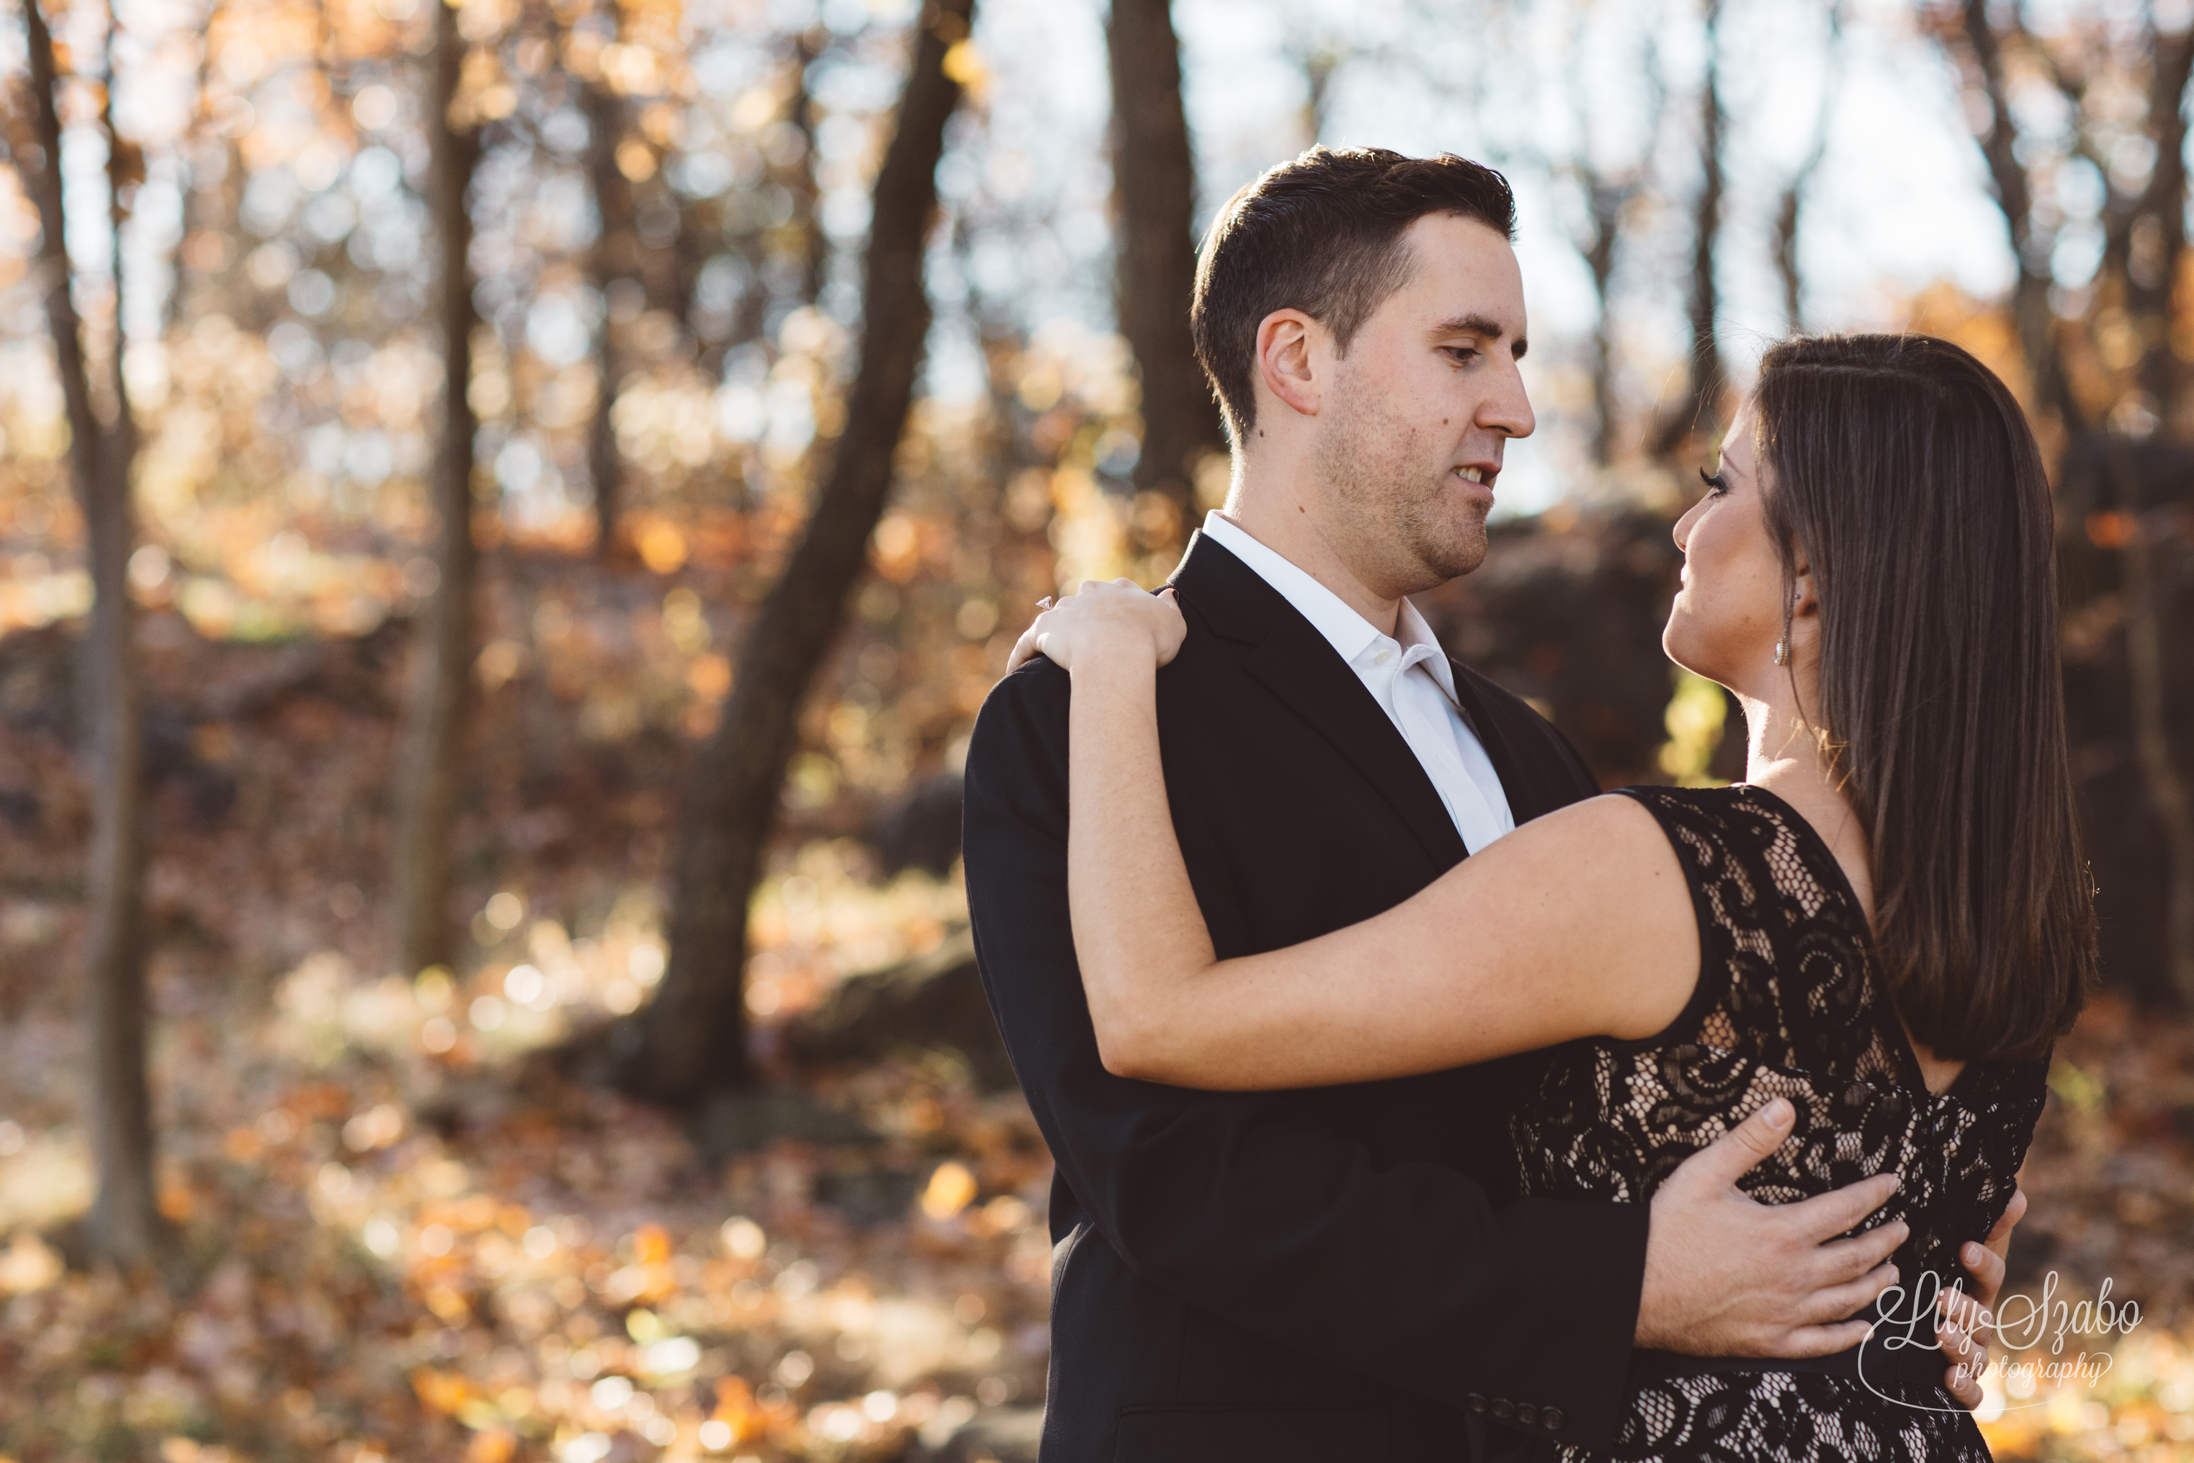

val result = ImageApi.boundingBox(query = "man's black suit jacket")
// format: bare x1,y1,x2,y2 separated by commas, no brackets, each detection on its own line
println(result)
962,533,1651,1462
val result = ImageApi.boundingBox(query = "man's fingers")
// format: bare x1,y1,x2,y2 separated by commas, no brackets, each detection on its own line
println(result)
1944,1359,1984,1411
1941,1316,1989,1411
1680,1098,1796,1188
1961,1239,2006,1311
1800,1261,1899,1326
1987,1188,2028,1254
1937,1284,1990,1330
1940,1294,1996,1404
1774,1319,1874,1359
1778,1173,1901,1243
1940,1315,1989,1374
1808,1219,1907,1286
1965,1188,2026,1309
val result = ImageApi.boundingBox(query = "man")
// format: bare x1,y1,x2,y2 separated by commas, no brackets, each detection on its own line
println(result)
961,148,2010,1462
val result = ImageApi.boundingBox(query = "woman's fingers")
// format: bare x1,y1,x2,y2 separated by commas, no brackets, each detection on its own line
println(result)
1002,580,1188,674
1153,587,1188,665
1005,614,1049,673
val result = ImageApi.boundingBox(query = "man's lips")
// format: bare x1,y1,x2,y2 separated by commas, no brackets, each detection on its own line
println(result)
1454,464,1499,492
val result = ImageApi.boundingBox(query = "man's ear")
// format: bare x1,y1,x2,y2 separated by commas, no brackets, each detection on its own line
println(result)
1254,309,1321,422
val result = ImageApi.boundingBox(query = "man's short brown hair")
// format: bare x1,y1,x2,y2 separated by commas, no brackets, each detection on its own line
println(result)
1189,147,1517,444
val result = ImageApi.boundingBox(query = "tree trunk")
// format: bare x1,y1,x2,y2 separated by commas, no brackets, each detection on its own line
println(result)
581,22,632,561
2117,27,2194,1001
1655,0,1725,458
2110,446,2194,1001
1581,183,1623,466
390,0,481,977
1953,0,2075,424
18,0,160,1266
1772,4,1841,337
789,29,831,309
620,0,976,1106
2130,28,2193,418
1567,31,1661,470
1108,0,1222,521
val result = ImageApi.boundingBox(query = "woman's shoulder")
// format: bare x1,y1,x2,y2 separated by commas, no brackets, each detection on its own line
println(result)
1599,784,1862,979
1615,781,1783,822
1606,783,1801,874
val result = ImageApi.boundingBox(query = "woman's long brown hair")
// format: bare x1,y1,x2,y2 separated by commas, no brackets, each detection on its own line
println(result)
1751,333,2098,1063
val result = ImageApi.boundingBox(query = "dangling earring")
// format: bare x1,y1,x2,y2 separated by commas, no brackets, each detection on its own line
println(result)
1773,639,1789,667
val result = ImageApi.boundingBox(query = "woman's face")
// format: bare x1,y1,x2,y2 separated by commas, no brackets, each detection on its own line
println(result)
1664,403,1795,692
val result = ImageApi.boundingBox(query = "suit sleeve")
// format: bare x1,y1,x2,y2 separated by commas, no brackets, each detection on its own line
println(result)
962,660,1651,1451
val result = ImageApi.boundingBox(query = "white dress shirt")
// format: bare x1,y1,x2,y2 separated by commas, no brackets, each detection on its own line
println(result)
1198,511,1517,854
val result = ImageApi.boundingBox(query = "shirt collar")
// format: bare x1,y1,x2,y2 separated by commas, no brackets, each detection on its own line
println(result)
1396,598,1461,703
1199,511,1460,706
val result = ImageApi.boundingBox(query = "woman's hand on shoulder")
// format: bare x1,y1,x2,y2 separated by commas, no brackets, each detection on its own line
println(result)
1007,579,1186,674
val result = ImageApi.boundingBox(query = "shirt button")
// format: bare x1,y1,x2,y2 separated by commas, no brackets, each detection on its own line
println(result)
1515,1404,1539,1426
1465,1393,1487,1414
1541,1408,1565,1431
1490,1398,1514,1421
1373,648,1393,665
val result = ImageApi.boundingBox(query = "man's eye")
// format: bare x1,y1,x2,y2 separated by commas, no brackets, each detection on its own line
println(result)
1445,347,1480,364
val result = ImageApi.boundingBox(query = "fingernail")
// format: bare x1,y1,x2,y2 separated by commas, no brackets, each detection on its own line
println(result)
1764,1099,1792,1128
1964,1243,1983,1264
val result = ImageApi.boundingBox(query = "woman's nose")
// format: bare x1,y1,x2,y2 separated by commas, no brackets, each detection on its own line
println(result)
1671,487,1714,551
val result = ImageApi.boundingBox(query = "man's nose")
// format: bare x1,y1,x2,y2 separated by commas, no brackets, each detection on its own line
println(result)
1481,360,1535,439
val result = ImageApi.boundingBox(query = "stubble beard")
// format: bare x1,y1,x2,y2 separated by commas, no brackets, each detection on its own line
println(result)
1316,387,1490,593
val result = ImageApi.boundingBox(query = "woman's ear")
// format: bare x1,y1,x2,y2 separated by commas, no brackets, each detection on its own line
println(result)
1254,309,1321,421
1788,543,1819,621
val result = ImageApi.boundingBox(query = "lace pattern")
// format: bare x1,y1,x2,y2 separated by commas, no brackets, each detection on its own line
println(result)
1513,785,2050,1463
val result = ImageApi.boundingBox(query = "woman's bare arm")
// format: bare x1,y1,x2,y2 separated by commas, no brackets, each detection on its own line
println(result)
1020,580,1701,1091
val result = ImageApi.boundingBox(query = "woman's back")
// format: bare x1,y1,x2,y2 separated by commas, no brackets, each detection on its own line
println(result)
1515,783,2048,1463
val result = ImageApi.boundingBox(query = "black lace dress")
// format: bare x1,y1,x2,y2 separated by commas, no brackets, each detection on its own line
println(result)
1510,785,2049,1463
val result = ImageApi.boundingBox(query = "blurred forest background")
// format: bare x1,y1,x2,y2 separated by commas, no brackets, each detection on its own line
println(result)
1,0,2192,1458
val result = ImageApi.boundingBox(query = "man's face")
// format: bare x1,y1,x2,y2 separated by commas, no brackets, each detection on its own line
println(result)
1313,213,1534,596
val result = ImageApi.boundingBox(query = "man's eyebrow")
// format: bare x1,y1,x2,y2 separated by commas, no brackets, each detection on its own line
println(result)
1436,314,1527,359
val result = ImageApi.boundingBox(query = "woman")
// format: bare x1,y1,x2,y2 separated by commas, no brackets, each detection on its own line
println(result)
1008,334,2098,1461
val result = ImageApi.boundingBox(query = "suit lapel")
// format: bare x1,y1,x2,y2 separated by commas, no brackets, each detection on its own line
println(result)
1448,659,1558,825
1174,534,1468,870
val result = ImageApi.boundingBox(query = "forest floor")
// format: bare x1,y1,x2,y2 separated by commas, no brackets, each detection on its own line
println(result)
0,590,2190,1462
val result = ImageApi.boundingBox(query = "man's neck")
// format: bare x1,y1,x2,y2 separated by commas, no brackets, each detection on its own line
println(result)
1220,491,1401,637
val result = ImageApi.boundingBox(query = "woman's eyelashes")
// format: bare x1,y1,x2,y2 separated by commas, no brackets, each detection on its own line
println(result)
1698,467,1732,498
